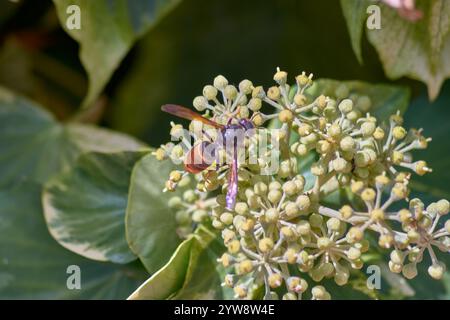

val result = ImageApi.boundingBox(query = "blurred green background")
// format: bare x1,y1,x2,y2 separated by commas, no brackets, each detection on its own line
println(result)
1,0,426,146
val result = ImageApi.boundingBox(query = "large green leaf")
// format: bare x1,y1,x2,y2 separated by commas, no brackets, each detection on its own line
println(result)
125,154,182,273
128,236,194,300
42,151,148,264
0,181,148,299
128,228,230,300
0,86,144,188
341,0,450,100
340,0,366,64
52,0,182,108
406,81,450,201
307,79,411,121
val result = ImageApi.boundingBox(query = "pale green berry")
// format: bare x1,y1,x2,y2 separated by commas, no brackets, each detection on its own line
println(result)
346,227,363,243
340,136,355,151
268,181,281,191
193,96,208,111
265,208,280,223
332,158,349,173
317,237,332,250
279,109,294,123
183,190,197,203
361,188,376,202
213,75,228,90
334,267,350,286
311,162,326,176
402,263,418,279
309,213,323,228
436,199,449,215
267,86,281,100
252,86,265,99
175,210,190,225
346,110,361,122
393,126,407,140
254,181,268,195
338,99,353,113
296,195,311,211
168,196,182,209
296,221,311,236
259,238,274,253
282,293,297,300
311,285,330,300
326,217,341,232
361,121,376,137
428,262,446,280
224,85,238,100
390,250,404,265
328,123,342,138
268,189,282,204
203,85,218,100
212,218,224,229
220,212,234,225
283,202,298,218
268,273,283,288
234,202,249,215
238,260,253,274
239,79,253,94
297,144,309,156
248,98,262,111
347,247,361,260
192,209,207,222
282,181,297,196
273,70,288,84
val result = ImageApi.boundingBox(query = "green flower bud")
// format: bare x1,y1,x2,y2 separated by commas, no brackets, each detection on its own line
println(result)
193,96,208,111
265,208,280,223
239,79,253,94
309,213,323,228
192,209,207,222
361,121,376,137
267,86,281,100
402,263,418,279
213,75,228,90
224,85,238,100
203,85,218,100
340,136,355,152
175,210,191,225
248,98,262,111
428,261,446,280
338,99,353,114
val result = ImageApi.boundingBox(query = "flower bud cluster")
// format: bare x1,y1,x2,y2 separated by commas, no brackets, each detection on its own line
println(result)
156,69,448,299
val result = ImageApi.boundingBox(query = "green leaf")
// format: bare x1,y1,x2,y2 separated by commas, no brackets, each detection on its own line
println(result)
406,81,450,201
128,227,230,300
340,0,366,64
173,228,231,299
307,79,411,121
0,86,144,188
42,151,148,264
52,0,182,108
341,0,450,100
0,181,148,299
127,236,194,300
125,153,182,273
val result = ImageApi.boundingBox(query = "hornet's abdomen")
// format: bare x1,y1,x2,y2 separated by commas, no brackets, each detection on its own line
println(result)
184,141,215,174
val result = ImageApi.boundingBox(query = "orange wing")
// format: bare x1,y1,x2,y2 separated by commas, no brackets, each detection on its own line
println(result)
161,104,224,129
